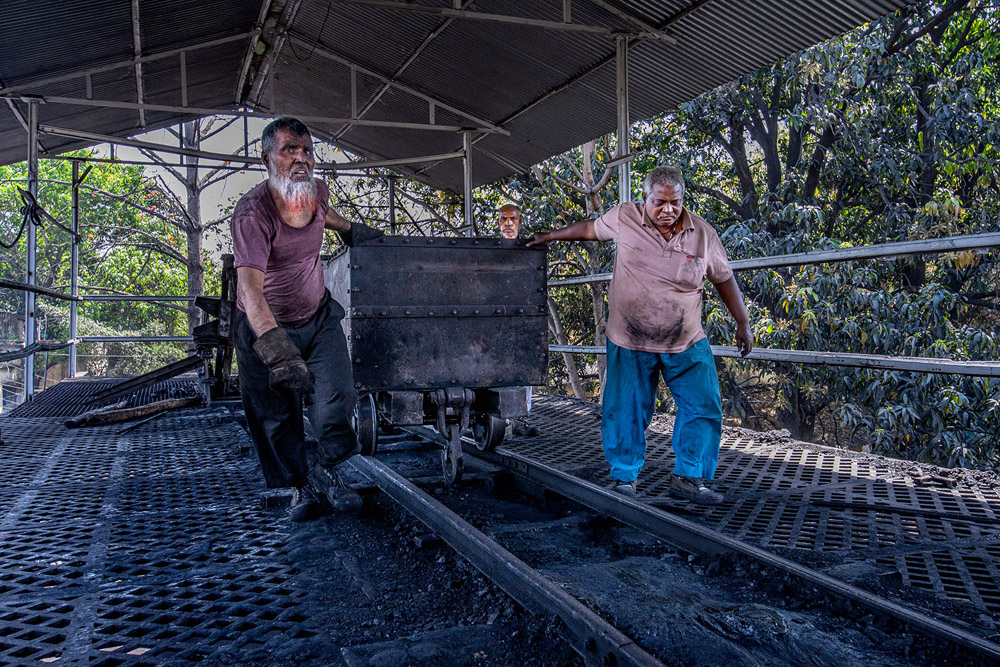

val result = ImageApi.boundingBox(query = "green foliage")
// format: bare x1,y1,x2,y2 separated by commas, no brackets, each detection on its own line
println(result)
471,0,1000,469
670,0,1000,468
1,153,195,378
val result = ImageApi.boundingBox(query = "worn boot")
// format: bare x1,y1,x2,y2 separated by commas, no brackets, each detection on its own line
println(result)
314,465,363,512
289,485,326,522
510,418,538,437
608,479,638,498
668,474,723,506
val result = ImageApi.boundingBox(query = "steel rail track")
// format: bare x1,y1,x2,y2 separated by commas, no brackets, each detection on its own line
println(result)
466,446,1000,663
347,455,665,667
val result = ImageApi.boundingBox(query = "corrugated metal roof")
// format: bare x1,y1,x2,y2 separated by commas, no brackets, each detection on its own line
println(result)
0,0,913,191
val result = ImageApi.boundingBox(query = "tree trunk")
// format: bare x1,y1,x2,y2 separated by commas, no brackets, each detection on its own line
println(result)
182,121,205,335
547,297,587,400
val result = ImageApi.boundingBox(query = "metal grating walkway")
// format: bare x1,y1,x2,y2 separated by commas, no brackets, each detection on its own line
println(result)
5,376,201,419
3,382,999,663
508,395,1000,626
0,390,321,665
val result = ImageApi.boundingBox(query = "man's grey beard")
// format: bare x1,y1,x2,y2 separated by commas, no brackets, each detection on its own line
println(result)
268,165,317,211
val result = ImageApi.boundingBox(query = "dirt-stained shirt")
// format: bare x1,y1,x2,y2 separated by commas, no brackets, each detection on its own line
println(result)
231,178,330,322
594,202,733,354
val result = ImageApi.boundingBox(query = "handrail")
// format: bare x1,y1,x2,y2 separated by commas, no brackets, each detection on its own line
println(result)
0,278,81,301
0,341,71,362
548,231,1000,287
79,336,193,343
548,345,1000,378
82,295,196,302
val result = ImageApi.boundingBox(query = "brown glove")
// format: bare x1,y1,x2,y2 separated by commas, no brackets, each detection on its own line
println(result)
253,327,314,393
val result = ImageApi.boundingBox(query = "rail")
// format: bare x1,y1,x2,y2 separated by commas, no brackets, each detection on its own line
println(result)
548,345,1000,377
466,445,1000,662
546,231,1000,375
349,455,665,667
0,341,71,362
548,231,1000,287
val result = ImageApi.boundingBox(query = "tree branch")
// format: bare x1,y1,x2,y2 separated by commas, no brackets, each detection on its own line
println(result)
138,148,185,183
98,226,188,264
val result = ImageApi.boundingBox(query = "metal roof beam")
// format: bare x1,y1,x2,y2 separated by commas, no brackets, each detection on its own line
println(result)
247,0,305,107
38,124,463,170
417,1,703,178
333,0,473,141
22,98,484,132
288,34,508,135
131,0,146,129
0,32,255,96
589,0,673,40
234,0,276,104
5,99,49,153
334,0,677,43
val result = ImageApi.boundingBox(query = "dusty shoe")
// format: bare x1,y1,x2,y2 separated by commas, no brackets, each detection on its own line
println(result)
289,486,327,522
608,479,637,498
316,465,363,512
511,418,539,437
669,474,723,506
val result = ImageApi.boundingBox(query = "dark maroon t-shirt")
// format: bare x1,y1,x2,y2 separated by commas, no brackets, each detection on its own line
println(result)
231,178,330,322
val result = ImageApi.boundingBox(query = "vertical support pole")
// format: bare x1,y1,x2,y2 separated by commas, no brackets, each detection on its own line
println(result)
268,51,276,112
180,51,188,108
616,35,631,204
69,161,80,378
350,68,358,119
24,101,38,402
463,131,473,236
388,177,397,235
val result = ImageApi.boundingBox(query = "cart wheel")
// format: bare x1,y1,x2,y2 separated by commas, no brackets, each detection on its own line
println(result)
354,393,378,456
472,415,506,451
441,424,464,485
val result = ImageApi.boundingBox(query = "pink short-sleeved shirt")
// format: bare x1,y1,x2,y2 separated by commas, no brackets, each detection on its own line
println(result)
594,202,733,354
231,178,330,322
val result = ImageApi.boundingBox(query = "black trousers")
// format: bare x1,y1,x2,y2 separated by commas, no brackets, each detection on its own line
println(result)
234,293,359,489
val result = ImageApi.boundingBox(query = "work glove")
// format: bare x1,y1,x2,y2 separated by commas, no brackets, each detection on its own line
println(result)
253,327,315,393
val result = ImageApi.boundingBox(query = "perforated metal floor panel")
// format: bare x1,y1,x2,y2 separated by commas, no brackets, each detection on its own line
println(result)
0,394,323,665
6,376,200,418
508,395,1000,625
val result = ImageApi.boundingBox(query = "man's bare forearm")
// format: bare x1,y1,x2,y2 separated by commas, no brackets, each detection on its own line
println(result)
526,219,598,246
715,276,753,356
236,267,278,336
716,277,749,326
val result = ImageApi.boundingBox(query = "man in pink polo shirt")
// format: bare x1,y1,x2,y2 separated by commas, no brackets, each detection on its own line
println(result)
232,117,382,521
528,165,752,505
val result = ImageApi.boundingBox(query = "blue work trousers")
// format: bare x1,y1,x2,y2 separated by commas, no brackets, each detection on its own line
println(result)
602,338,722,483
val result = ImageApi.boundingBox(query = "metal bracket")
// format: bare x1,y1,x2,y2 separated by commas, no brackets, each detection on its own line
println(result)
429,387,475,485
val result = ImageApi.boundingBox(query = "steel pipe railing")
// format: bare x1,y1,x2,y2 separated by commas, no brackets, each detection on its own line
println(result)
79,336,193,343
82,295,196,302
549,345,1000,378
548,231,1000,287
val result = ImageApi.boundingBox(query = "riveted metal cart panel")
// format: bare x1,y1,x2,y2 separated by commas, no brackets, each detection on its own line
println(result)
323,236,548,392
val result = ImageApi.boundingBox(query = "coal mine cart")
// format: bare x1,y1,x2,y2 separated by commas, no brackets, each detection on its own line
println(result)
323,236,548,483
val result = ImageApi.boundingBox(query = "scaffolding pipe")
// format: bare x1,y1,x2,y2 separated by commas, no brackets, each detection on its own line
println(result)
82,295,195,302
79,336,194,343
69,162,80,377
548,345,1000,378
24,101,38,402
616,35,630,204
463,131,473,235
388,177,397,235
548,232,1000,287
